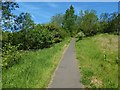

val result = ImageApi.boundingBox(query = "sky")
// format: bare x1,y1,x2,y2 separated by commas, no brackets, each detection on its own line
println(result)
12,2,118,24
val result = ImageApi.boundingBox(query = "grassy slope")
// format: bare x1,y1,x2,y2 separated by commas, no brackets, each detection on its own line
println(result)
75,34,118,88
2,38,70,88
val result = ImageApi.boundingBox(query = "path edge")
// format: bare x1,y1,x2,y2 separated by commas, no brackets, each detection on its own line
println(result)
47,39,71,88
74,38,85,88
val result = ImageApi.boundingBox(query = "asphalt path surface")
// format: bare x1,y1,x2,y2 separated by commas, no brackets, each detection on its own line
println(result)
49,38,84,88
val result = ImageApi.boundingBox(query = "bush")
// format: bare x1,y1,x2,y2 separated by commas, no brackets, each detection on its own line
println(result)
45,23,67,39
2,24,67,51
76,31,85,41
53,37,62,43
2,43,22,69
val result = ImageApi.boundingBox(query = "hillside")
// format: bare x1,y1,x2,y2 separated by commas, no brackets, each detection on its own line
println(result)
75,34,118,88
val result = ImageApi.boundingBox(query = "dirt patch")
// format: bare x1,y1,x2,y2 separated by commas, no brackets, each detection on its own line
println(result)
90,76,102,87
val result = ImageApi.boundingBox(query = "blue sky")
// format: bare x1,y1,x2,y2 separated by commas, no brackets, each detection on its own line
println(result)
12,2,118,24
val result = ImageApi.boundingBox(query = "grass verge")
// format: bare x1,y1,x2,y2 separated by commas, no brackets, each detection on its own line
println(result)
75,34,118,88
2,37,71,88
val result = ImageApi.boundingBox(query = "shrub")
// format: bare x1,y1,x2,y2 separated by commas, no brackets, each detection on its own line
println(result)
2,43,22,69
53,37,62,43
2,24,67,50
76,31,85,41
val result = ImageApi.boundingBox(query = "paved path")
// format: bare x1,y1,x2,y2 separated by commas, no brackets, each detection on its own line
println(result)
49,38,84,88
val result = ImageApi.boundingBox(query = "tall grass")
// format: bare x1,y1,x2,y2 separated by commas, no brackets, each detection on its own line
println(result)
2,38,70,88
75,34,118,88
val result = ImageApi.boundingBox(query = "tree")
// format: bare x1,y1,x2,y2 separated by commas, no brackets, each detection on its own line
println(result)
75,10,84,33
1,1,19,32
100,13,109,22
79,10,99,36
15,12,34,50
100,12,118,34
62,5,77,36
107,12,118,34
15,12,34,31
99,13,109,33
51,14,63,27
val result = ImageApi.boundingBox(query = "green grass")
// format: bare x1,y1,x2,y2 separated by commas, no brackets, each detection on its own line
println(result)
2,37,71,88
75,34,118,88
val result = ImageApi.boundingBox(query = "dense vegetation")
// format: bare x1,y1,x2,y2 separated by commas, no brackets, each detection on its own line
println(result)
75,34,118,88
2,38,70,88
1,1,119,88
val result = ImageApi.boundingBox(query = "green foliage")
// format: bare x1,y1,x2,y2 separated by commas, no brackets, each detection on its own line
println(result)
2,21,67,69
100,12,118,34
28,24,66,49
62,5,77,36
51,14,63,27
2,31,9,45
2,23,66,50
2,38,70,88
2,43,22,69
1,2,119,88
78,10,100,36
16,12,34,31
53,37,62,43
75,31,85,41
2,1,19,31
107,13,119,34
